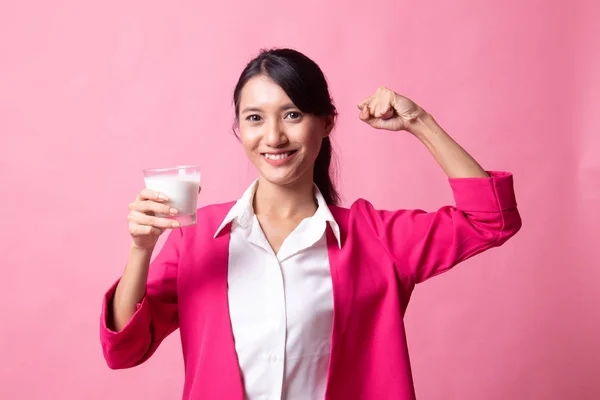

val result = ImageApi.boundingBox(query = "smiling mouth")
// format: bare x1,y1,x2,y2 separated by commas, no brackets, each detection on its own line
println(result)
262,150,297,160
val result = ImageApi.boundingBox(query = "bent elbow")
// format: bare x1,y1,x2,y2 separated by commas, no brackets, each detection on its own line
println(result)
101,339,149,370
103,349,144,370
497,208,522,244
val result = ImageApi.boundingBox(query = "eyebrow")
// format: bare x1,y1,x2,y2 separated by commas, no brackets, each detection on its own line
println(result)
240,103,297,114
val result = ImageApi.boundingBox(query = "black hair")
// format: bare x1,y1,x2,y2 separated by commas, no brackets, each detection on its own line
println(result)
233,48,340,206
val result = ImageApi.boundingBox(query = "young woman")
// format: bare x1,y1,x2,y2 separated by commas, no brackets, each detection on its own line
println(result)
100,48,522,400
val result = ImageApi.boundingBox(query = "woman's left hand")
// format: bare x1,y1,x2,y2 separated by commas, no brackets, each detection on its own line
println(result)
358,87,425,132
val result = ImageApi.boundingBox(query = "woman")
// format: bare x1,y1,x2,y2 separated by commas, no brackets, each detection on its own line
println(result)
100,48,522,400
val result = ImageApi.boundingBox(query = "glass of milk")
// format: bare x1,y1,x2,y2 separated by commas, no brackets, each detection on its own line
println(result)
142,165,201,227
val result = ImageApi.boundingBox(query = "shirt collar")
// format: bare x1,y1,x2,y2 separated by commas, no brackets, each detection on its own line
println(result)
213,179,342,248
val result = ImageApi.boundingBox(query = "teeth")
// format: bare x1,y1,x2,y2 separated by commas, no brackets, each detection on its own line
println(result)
264,152,292,160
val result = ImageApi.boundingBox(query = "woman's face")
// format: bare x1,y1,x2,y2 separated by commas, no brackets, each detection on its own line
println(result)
237,75,332,188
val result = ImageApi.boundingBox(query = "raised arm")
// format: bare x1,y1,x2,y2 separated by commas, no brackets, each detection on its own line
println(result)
357,87,521,283
358,86,489,180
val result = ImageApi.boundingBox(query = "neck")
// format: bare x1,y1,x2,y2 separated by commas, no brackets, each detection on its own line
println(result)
253,175,317,219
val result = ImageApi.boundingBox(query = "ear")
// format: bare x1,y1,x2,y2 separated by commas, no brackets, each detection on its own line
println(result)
322,115,335,137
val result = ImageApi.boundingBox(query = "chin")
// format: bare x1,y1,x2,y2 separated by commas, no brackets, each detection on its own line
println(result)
258,171,298,187
256,165,308,188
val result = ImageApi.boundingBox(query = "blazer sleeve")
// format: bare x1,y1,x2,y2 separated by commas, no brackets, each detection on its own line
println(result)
99,228,182,369
356,171,522,284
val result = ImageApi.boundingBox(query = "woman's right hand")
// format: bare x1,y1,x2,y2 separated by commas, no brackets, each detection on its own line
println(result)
127,189,180,250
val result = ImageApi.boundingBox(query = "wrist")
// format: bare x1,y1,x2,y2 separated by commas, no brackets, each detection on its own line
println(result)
130,242,154,257
406,111,438,139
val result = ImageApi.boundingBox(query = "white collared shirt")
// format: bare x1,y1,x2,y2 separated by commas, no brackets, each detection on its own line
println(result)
214,180,341,400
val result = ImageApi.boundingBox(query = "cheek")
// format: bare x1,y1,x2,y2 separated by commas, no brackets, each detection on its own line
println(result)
307,137,323,160
302,126,326,159
239,128,260,154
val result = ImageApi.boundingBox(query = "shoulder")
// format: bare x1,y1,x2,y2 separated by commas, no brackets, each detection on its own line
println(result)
195,201,236,225
197,201,236,215
331,198,415,217
329,199,369,218
329,198,416,229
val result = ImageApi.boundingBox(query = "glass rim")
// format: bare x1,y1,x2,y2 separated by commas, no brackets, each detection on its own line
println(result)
142,164,201,174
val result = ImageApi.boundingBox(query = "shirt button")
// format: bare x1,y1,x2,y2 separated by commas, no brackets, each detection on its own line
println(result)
270,355,278,363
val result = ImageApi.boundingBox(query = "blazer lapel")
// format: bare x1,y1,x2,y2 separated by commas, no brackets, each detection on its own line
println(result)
181,205,244,399
325,207,354,386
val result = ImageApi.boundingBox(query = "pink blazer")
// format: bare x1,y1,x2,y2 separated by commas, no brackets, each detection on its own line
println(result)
100,171,522,399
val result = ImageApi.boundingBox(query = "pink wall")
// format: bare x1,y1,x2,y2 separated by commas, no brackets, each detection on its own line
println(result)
1,0,598,398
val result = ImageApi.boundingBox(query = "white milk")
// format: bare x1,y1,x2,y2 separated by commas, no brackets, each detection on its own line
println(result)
144,174,200,216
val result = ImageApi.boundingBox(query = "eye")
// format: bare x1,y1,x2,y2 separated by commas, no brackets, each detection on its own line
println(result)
285,111,302,120
246,114,262,122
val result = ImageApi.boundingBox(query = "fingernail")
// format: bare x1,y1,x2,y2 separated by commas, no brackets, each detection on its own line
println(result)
170,208,178,215
158,194,168,200
172,222,180,228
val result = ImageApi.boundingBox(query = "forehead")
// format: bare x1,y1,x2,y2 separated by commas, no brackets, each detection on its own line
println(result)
239,75,293,109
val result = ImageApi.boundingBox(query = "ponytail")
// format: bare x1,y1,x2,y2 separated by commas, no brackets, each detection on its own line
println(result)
313,136,339,206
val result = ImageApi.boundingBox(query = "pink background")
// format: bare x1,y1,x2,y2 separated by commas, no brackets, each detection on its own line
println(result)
1,0,599,399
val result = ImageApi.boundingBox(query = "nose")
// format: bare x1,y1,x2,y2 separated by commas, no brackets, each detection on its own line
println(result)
264,120,289,148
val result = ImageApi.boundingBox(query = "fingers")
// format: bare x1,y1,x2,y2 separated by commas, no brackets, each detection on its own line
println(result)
128,222,164,237
128,210,179,229
358,87,396,116
128,190,180,232
359,103,372,121
378,107,395,120
372,91,395,119
357,95,373,110
358,96,394,121
138,188,168,202
127,188,184,247
129,199,177,216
